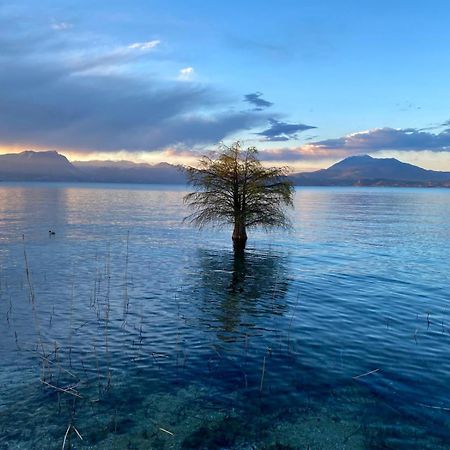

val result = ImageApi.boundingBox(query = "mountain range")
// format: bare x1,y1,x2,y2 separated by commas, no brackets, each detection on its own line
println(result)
0,150,449,187
0,151,185,184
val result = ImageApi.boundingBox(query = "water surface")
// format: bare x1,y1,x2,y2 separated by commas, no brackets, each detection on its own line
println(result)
0,183,449,449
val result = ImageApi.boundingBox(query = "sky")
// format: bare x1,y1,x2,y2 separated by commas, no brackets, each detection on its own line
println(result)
1,0,450,171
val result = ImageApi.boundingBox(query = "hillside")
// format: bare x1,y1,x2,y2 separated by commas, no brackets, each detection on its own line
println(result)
0,151,185,184
291,155,450,187
1,151,450,187
0,150,82,181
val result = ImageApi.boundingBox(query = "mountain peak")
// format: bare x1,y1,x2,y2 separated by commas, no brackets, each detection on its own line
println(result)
344,154,373,160
21,150,60,157
292,155,450,186
0,150,79,181
329,154,374,168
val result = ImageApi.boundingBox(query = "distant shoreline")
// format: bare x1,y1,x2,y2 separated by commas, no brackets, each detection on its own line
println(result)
2,151,449,188
1,180,449,189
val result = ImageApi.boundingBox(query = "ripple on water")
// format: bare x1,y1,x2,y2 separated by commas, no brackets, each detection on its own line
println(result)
0,184,450,448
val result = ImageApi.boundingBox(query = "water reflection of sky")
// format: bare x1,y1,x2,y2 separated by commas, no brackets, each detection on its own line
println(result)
0,184,450,448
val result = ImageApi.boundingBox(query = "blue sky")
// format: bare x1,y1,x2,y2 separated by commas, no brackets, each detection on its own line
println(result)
1,0,449,170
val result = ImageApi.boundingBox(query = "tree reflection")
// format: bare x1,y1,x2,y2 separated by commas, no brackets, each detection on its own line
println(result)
192,249,290,342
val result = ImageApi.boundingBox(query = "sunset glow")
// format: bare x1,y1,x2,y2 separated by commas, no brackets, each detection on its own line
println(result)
0,1,449,171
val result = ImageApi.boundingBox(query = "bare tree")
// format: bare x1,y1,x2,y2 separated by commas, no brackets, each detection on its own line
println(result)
183,142,294,251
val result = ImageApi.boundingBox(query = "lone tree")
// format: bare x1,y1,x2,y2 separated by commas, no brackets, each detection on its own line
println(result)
183,142,294,251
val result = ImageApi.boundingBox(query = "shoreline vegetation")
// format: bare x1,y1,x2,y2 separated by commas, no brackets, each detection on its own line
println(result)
1,235,446,449
1,184,450,449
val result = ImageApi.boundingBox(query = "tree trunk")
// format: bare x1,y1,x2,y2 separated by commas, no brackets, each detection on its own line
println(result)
232,221,247,251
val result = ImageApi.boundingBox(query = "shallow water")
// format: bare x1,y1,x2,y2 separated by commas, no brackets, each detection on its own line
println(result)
0,183,449,449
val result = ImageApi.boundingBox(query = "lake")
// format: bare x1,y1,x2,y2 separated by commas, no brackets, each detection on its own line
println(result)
0,183,449,449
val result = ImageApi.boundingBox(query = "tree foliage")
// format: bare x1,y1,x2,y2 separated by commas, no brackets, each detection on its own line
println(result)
183,142,294,240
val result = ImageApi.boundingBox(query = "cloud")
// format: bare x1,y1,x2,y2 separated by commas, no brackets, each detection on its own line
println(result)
51,22,73,31
0,16,270,153
178,67,195,81
257,118,317,141
244,92,273,110
309,127,450,153
258,126,450,162
127,40,160,50
161,147,200,159
68,40,161,73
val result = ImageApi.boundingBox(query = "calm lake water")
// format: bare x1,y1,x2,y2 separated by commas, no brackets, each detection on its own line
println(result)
0,183,450,449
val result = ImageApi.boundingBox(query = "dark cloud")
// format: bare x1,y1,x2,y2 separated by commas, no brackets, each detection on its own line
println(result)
257,118,317,142
257,126,450,162
417,120,450,132
311,127,450,153
0,16,270,153
244,92,273,109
